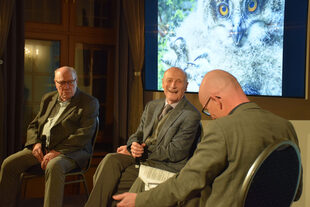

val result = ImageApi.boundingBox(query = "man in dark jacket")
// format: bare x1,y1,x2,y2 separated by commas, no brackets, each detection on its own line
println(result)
0,66,99,207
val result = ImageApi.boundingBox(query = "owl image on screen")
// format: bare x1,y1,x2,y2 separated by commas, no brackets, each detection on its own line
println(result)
158,0,284,96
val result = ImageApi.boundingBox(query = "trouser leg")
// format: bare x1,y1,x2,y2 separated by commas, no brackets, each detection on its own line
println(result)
43,154,77,207
110,164,140,207
84,153,137,207
115,163,140,194
129,177,145,193
0,148,39,207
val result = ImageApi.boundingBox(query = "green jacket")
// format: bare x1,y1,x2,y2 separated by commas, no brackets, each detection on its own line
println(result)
136,102,301,207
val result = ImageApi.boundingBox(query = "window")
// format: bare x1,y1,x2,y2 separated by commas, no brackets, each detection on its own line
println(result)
24,0,116,150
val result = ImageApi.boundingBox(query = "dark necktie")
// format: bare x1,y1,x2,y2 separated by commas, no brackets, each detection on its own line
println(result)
159,104,173,120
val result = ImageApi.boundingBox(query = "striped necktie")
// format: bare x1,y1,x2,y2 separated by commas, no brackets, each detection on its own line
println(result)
159,104,173,120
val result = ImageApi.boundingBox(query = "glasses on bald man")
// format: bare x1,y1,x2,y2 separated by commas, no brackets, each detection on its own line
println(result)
55,79,76,87
201,96,221,116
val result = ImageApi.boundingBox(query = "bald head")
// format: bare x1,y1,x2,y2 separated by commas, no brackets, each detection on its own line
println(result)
55,66,77,78
163,67,188,82
199,69,249,119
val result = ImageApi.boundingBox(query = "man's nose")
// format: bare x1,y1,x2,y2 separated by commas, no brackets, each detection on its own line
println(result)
63,83,70,88
170,81,177,87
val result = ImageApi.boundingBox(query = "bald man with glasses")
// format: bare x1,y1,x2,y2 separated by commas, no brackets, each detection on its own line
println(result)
114,69,302,207
0,66,99,207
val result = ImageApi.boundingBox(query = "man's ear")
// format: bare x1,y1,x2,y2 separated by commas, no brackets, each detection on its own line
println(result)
213,96,222,110
184,81,188,91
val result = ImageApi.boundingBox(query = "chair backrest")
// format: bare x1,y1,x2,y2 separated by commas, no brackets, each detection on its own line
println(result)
81,117,99,172
240,140,301,207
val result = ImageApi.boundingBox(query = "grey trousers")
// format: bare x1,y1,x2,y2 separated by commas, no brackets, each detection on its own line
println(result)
0,148,77,207
84,153,139,207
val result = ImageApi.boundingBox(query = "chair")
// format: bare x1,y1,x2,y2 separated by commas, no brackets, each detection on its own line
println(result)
20,117,99,200
240,140,302,207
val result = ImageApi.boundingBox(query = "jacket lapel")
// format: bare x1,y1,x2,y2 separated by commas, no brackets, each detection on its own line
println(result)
41,94,58,123
143,100,165,141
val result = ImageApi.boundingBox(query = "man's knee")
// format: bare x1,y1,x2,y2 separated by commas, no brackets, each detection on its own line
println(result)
45,156,77,178
1,153,22,172
1,156,12,172
45,159,65,177
99,153,127,168
94,153,134,180
105,153,121,163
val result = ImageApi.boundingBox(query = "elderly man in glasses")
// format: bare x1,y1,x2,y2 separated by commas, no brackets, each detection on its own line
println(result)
0,66,99,207
114,69,302,207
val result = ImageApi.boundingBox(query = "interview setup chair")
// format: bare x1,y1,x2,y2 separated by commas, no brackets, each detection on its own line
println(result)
239,139,302,207
19,117,99,205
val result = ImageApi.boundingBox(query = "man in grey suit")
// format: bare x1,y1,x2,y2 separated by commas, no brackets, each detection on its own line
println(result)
114,69,302,207
84,67,201,207
0,66,99,207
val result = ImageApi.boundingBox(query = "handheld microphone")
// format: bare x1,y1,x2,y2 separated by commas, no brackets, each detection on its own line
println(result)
41,135,46,155
135,139,143,168
135,158,141,168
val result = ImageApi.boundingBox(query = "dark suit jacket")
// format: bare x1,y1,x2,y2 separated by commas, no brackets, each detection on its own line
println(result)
127,96,201,173
25,89,99,169
135,102,301,207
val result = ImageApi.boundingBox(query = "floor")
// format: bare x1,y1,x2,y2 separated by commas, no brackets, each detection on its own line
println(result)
19,195,88,207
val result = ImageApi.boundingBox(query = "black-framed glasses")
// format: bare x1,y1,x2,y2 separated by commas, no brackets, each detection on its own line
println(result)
55,79,76,87
201,97,211,116
201,96,221,116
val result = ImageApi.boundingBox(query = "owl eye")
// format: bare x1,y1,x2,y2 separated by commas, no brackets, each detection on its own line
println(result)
218,3,229,17
247,0,258,12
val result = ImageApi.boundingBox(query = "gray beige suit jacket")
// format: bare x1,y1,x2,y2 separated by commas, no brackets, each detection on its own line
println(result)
136,102,301,207
25,89,99,169
127,96,201,173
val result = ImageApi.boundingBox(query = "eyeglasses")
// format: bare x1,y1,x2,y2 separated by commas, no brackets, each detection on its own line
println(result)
55,79,76,87
201,97,211,116
201,96,221,116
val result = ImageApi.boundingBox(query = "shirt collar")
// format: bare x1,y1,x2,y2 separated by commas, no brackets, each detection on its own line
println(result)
165,100,180,109
57,97,71,106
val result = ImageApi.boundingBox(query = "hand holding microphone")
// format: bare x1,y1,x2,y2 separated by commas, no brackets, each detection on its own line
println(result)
131,142,145,158
41,135,47,156
131,141,146,168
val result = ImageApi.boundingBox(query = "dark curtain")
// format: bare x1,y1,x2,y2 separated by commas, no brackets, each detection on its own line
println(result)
122,0,144,136
113,0,130,148
113,0,145,148
0,1,25,164
0,0,15,57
